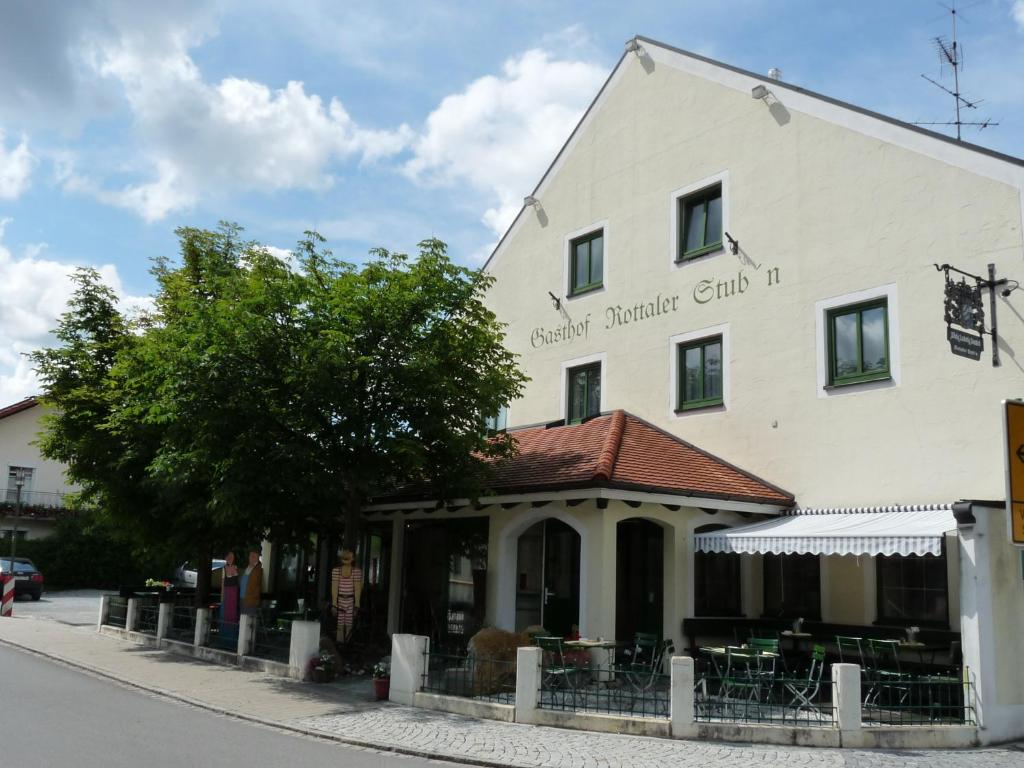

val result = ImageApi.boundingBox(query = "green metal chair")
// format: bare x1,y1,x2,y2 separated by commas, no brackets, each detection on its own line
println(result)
534,636,580,693
785,644,827,719
721,646,769,708
618,632,673,691
835,635,866,667
865,638,912,708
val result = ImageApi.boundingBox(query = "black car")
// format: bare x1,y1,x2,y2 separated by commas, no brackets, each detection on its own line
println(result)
0,557,43,600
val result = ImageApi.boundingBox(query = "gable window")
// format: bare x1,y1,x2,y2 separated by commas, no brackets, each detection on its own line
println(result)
876,548,949,627
827,299,890,386
677,336,723,411
483,405,508,434
569,229,604,296
567,363,601,423
694,525,741,617
678,184,722,261
5,467,33,504
763,554,821,620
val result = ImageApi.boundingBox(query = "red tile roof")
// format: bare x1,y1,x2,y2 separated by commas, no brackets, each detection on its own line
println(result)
0,397,38,421
480,411,793,505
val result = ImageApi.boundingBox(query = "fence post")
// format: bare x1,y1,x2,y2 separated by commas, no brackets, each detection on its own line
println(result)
125,598,139,633
390,634,429,705
96,594,110,630
832,663,862,743
515,646,542,725
670,655,696,738
194,607,210,648
156,602,172,642
288,620,321,679
238,613,255,656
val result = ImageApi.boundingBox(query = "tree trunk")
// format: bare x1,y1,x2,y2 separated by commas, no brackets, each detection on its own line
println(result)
194,545,213,608
344,495,363,556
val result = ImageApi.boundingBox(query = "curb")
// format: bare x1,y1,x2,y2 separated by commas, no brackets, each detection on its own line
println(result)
0,633,520,768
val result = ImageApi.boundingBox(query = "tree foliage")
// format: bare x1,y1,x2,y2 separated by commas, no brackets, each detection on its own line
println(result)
32,225,527,596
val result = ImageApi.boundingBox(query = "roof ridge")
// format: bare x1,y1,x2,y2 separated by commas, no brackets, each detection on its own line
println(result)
592,410,626,482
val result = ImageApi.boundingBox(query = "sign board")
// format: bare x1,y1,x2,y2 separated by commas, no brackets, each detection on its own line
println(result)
948,327,983,361
1005,399,1024,547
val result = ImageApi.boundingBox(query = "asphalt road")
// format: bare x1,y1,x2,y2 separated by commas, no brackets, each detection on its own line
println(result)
0,644,456,768
11,588,106,626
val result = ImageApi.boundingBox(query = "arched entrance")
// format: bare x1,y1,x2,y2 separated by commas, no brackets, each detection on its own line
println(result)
514,518,581,637
616,518,664,641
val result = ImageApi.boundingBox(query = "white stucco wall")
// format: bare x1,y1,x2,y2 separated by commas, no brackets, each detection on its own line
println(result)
0,404,73,532
485,50,1024,509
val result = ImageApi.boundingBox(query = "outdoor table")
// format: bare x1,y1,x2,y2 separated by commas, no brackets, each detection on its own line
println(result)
780,630,815,653
564,639,619,682
897,640,945,666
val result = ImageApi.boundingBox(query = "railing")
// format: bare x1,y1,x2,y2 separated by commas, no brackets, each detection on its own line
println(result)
862,674,976,726
136,600,159,636
0,490,69,512
538,661,671,719
249,619,291,664
422,651,516,705
206,616,240,651
694,670,837,726
106,596,128,628
165,605,197,643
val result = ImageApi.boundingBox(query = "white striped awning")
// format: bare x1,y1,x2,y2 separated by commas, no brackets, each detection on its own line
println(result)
693,505,957,557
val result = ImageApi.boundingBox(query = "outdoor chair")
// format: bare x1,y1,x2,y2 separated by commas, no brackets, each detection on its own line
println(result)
535,636,580,692
835,635,866,666
721,646,769,707
747,636,785,675
618,633,674,691
865,638,913,708
784,644,827,720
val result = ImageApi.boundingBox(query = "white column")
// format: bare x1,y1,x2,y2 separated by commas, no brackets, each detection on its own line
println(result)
238,613,255,656
515,646,542,724
390,633,429,705
670,655,696,738
96,594,110,630
832,663,862,736
125,598,139,632
194,607,210,647
288,619,321,679
156,602,173,641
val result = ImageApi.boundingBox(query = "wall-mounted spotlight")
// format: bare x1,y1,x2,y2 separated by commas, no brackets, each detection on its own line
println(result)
624,37,644,57
751,84,769,100
547,291,562,311
524,195,541,210
724,231,740,255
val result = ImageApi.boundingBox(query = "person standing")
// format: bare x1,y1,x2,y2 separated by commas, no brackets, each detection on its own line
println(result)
219,551,240,627
240,549,263,615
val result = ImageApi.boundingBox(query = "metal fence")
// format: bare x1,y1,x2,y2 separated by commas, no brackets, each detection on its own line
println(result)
136,600,160,636
422,651,516,705
106,596,128,628
165,605,197,643
249,619,291,664
538,661,671,719
206,617,241,651
862,674,976,726
694,671,836,726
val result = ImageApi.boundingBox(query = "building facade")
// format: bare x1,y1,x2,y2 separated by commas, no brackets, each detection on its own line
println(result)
372,38,1024,743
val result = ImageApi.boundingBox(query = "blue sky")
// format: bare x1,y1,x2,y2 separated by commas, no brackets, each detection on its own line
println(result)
1,0,1023,403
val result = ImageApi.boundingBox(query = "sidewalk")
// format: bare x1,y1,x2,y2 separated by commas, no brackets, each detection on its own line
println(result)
1,616,1022,768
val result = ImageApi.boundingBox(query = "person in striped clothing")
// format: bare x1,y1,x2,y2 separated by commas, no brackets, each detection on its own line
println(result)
331,549,363,643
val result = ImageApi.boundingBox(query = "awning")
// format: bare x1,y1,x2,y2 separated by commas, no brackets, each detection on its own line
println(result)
693,505,957,557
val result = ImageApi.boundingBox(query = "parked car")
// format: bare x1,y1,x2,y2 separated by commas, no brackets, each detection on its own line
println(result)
0,557,44,600
172,559,227,588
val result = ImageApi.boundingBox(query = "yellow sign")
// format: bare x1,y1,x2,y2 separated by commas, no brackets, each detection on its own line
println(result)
1006,401,1024,546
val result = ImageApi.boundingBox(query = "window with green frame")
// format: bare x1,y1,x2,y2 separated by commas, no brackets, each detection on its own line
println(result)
566,362,601,423
677,336,723,411
569,229,603,296
678,184,722,261
827,299,890,386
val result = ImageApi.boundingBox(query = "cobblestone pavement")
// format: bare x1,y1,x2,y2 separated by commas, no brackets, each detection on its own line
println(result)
297,707,1024,768
2,611,1023,768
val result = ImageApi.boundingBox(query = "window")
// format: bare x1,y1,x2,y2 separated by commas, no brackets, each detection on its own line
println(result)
827,299,890,386
694,525,741,616
678,184,722,261
566,363,601,423
568,229,603,296
762,554,821,619
483,405,508,434
876,549,949,626
5,467,33,504
677,336,723,411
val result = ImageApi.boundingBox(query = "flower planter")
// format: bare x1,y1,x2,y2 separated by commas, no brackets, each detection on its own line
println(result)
372,677,390,700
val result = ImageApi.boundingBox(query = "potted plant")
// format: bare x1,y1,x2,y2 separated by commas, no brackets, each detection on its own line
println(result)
371,661,390,700
307,652,336,683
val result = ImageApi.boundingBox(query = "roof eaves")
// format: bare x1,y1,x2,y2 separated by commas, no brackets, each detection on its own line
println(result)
0,397,39,421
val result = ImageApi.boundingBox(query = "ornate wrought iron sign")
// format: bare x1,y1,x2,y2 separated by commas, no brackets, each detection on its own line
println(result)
935,263,1010,367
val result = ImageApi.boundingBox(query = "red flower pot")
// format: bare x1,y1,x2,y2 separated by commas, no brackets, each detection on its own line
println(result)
373,677,390,701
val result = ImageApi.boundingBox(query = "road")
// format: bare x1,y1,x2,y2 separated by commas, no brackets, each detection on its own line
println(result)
0,644,456,768
11,588,105,626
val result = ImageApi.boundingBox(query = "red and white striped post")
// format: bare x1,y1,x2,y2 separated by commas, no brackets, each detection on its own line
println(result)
1,573,13,617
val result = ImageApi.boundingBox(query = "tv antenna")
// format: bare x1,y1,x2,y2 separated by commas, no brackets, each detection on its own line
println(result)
912,1,998,140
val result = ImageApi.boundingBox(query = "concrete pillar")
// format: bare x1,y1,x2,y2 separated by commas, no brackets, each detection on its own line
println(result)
833,663,862,736
288,619,321,679
670,655,696,738
238,613,255,656
156,602,172,641
96,594,110,630
194,607,210,647
515,646,542,725
125,598,138,633
390,633,429,705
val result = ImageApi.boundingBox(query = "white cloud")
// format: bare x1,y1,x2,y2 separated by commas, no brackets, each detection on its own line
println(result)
405,48,607,242
0,218,149,405
64,12,411,221
1014,1,1024,30
0,130,36,200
